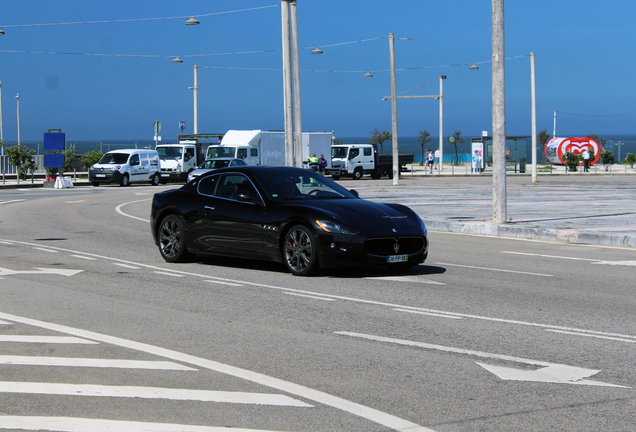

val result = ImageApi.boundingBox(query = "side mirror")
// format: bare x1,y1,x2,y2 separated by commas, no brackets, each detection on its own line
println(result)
349,189,359,198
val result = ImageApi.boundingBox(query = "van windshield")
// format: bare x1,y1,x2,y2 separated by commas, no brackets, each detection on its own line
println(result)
98,153,129,164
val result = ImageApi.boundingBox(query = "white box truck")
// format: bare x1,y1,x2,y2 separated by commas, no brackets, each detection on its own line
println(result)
205,130,332,167
327,143,414,180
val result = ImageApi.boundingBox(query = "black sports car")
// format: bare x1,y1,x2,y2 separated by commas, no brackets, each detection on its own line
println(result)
150,166,428,275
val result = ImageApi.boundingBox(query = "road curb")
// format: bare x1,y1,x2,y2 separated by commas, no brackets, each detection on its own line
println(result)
422,218,636,248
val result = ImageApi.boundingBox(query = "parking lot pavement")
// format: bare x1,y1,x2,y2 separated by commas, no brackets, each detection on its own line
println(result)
3,168,635,248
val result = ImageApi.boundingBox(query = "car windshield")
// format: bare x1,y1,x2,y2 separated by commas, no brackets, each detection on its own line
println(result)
332,146,348,159
201,159,231,169
253,169,357,202
98,153,129,164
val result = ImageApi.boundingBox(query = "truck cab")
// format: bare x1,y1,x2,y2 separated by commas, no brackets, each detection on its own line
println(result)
328,144,376,180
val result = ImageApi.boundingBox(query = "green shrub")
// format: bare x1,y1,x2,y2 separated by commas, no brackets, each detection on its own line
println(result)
624,152,635,168
563,151,582,172
81,151,103,170
600,150,614,171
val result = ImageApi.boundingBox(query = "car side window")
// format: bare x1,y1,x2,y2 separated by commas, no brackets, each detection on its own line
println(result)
237,149,248,159
250,148,258,157
349,148,360,159
129,154,140,166
215,174,259,202
364,147,372,156
198,175,219,196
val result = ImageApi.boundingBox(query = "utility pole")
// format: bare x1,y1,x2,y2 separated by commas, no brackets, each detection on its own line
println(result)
281,1,294,166
492,0,507,223
438,75,445,171
189,65,199,135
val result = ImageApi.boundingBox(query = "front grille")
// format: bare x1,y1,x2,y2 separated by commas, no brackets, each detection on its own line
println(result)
365,236,425,257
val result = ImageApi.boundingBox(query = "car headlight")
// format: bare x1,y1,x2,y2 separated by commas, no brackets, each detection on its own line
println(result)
415,213,427,234
315,220,359,235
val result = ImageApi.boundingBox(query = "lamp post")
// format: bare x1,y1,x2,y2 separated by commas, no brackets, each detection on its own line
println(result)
290,0,303,168
281,1,294,167
389,33,399,186
16,93,20,145
189,65,199,135
0,79,3,143
492,0,507,224
530,52,537,183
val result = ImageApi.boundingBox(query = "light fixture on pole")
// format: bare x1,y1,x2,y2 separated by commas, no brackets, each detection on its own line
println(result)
469,63,479,70
0,29,4,35
311,47,323,55
172,57,183,63
363,72,373,78
185,17,200,25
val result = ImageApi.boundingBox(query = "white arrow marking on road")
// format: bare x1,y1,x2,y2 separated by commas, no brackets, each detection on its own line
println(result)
475,363,627,387
64,200,87,203
0,356,196,371
0,382,312,407
336,331,629,388
0,416,286,432
0,267,83,277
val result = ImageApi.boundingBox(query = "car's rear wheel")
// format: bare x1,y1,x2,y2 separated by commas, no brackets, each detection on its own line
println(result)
158,214,194,263
283,225,318,276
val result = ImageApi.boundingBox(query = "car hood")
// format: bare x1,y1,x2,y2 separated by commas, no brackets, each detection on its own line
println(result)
291,199,419,229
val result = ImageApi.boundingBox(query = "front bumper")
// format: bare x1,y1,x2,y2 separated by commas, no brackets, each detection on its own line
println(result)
89,170,123,184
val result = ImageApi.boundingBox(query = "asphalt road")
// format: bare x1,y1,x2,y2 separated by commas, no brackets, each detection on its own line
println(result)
0,184,634,431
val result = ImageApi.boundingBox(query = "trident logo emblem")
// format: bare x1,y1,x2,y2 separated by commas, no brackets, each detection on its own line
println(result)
393,242,400,254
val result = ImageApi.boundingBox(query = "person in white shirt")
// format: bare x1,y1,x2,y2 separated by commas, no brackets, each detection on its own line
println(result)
582,149,590,172
434,149,440,170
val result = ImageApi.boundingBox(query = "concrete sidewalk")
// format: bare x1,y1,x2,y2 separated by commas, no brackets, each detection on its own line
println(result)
2,167,636,248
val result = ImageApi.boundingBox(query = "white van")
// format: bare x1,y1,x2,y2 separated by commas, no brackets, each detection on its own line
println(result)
89,149,161,186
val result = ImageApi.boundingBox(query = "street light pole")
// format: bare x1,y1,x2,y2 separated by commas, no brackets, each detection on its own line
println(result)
530,52,537,183
492,0,507,223
16,93,20,145
281,1,294,167
190,65,199,135
290,0,302,168
389,33,399,186
0,79,3,143
438,75,445,171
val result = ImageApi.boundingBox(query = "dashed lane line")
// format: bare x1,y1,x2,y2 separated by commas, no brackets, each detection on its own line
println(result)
0,355,197,371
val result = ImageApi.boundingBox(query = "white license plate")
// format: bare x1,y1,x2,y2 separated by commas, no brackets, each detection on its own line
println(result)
161,174,170,177
387,254,408,263
95,174,105,178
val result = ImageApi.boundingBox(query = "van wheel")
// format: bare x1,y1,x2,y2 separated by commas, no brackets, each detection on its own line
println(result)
158,214,194,263
151,173,160,186
353,168,363,180
120,173,130,187
331,175,340,180
91,182,100,187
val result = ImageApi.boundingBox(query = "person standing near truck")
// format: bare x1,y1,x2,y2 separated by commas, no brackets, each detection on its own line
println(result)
318,154,327,174
583,149,591,172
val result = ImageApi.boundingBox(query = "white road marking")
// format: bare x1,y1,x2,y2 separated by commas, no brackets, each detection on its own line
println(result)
71,255,96,261
0,267,83,277
0,240,15,245
0,382,312,406
435,261,553,276
335,331,627,388
115,198,152,222
502,251,636,266
0,336,97,344
284,292,336,301
64,200,87,203
393,309,462,319
33,247,58,253
0,355,197,371
113,262,141,269
546,329,636,344
0,320,12,325
0,312,435,432
0,199,26,205
366,276,445,285
154,271,185,277
0,416,285,431
205,280,244,287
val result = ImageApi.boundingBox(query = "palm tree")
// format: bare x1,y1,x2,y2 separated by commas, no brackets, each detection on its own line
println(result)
368,129,392,154
417,130,431,165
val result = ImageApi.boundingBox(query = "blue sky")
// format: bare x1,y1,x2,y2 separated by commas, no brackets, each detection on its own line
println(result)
1,0,636,142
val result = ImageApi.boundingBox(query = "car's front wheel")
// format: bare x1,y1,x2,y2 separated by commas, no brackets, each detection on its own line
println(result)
283,225,318,276
151,173,160,186
158,214,194,263
120,173,130,187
